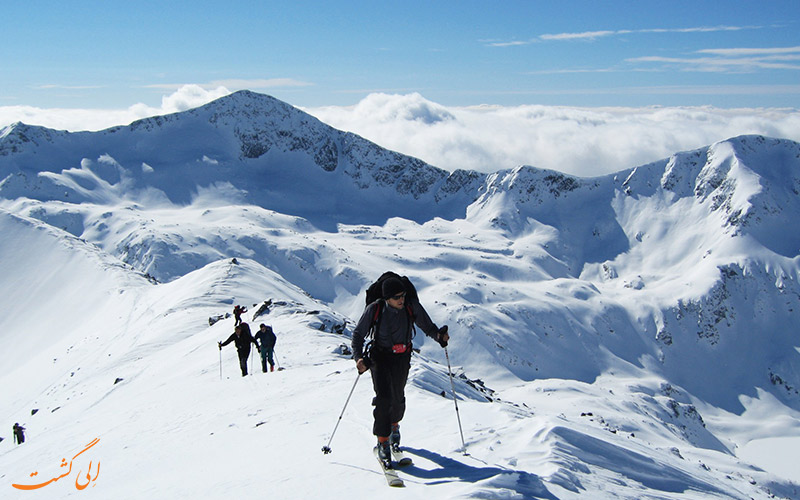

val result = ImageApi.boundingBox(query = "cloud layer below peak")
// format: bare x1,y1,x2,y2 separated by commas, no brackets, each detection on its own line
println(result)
306,93,800,176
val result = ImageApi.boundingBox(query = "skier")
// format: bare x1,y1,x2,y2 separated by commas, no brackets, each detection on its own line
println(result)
351,275,449,468
219,322,258,376
13,423,25,445
254,323,277,372
233,305,244,326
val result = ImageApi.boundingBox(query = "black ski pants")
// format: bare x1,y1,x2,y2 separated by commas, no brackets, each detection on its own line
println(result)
237,348,251,376
369,348,411,438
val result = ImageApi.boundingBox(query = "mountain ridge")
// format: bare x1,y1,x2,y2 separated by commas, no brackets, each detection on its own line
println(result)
2,91,798,252
1,91,482,228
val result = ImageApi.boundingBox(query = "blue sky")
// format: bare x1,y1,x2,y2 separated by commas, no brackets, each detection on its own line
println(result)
2,0,799,110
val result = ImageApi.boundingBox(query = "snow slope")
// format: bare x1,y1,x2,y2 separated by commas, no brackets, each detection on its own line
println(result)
1,91,799,499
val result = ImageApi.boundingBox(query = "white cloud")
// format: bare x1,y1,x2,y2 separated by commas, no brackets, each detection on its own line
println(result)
485,40,533,47
629,54,800,72
622,46,800,73
539,30,619,41
0,85,232,131
342,92,455,124
305,93,800,177
157,84,231,113
698,46,800,56
489,25,755,46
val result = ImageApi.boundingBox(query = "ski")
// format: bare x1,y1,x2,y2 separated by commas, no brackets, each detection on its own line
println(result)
391,446,413,467
373,446,404,487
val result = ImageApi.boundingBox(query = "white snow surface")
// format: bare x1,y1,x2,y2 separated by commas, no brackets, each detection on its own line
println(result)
1,91,799,499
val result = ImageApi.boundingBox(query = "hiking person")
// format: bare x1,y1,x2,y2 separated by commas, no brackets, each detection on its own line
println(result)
13,423,25,445
219,322,258,376
255,323,277,373
351,273,449,469
233,305,244,326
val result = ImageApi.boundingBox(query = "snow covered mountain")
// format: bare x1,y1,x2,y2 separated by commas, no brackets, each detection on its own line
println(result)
1,91,799,499
0,90,481,229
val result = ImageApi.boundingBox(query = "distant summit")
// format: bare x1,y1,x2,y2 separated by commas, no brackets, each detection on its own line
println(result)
0,91,482,228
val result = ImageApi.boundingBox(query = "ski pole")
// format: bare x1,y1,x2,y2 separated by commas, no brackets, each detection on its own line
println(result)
219,346,223,380
444,346,467,454
274,350,282,370
321,372,362,454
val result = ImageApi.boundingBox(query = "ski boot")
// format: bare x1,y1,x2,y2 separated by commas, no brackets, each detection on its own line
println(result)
389,424,401,453
376,440,392,469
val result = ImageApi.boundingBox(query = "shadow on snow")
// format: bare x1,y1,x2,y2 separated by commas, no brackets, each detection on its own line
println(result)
403,447,558,499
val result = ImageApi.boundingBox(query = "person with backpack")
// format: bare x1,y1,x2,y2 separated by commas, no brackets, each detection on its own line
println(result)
219,322,258,376
13,423,25,445
255,323,277,372
351,272,449,468
233,305,244,326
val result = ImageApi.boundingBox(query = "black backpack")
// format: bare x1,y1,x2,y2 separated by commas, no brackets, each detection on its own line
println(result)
263,326,277,349
365,271,419,307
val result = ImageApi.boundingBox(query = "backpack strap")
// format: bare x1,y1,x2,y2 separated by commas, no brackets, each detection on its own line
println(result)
363,300,384,359
367,300,416,354
370,300,386,338
405,304,416,343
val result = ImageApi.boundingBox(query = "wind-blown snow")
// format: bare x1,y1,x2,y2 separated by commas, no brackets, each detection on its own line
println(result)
1,91,799,499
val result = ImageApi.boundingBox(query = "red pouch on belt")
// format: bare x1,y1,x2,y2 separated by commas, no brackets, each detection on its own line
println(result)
392,343,408,354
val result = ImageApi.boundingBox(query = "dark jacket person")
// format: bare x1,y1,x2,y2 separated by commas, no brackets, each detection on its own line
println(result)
219,322,258,376
351,276,449,467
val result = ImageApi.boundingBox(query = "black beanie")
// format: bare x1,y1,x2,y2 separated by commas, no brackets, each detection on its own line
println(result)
382,277,406,299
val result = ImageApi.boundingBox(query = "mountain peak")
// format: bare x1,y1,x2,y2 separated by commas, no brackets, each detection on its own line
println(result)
120,89,308,136
0,121,70,156
193,89,301,119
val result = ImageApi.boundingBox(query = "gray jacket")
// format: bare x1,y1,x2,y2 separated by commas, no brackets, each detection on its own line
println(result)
351,299,440,360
